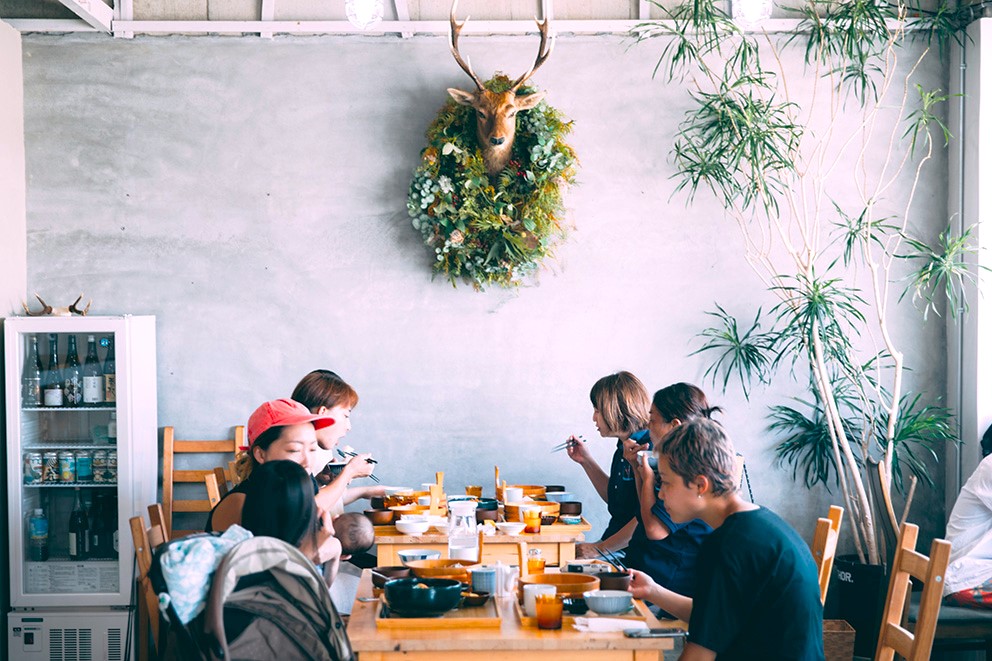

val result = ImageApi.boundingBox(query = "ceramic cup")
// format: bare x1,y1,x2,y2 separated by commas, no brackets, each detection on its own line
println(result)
504,487,524,503
470,566,497,594
495,564,520,598
523,584,557,617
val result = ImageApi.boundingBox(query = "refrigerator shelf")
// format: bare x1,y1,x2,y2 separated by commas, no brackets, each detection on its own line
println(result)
23,441,118,449
23,482,118,488
21,405,117,412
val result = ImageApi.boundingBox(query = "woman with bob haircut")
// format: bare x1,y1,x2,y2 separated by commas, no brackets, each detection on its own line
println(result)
291,369,384,514
564,371,651,559
628,417,824,660
623,383,715,603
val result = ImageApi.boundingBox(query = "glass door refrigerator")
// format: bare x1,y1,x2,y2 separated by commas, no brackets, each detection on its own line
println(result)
5,316,156,661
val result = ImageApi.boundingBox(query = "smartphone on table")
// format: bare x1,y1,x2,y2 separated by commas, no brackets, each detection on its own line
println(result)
623,628,687,639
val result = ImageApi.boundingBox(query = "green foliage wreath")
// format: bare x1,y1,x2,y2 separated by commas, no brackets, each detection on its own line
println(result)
407,75,578,289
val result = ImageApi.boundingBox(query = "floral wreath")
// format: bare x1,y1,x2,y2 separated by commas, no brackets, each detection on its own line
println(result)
407,75,578,289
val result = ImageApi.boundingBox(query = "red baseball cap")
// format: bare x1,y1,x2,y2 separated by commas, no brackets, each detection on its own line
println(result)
247,398,335,446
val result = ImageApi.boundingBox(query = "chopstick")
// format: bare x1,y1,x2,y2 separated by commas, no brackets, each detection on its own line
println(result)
550,436,585,453
336,448,381,483
594,545,628,572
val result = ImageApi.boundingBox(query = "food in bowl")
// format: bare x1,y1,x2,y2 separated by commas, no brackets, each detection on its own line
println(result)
496,521,526,535
383,577,463,617
395,519,431,535
583,589,633,615
397,548,441,565
461,590,491,607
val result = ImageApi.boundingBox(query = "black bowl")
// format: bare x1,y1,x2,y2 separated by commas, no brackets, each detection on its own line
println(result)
544,485,566,493
383,578,464,617
371,566,412,589
476,497,499,511
562,596,589,614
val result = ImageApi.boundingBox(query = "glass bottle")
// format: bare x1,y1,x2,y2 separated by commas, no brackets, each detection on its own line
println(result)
22,335,42,406
42,334,63,407
63,335,83,406
447,501,479,561
102,336,116,403
89,492,105,559
82,335,104,404
68,487,89,561
28,508,49,562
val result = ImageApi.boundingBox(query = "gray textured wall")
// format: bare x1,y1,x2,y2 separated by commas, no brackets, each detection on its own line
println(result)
19,32,949,547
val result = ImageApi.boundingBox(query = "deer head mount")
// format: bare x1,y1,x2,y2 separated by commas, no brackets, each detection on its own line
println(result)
22,294,91,317
447,0,554,176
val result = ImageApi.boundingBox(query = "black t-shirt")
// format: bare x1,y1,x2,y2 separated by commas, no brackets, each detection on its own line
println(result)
205,473,320,533
603,430,650,541
688,507,824,661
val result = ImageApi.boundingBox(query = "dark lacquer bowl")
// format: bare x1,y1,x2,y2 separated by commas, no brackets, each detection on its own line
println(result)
383,577,464,617
596,571,632,591
370,566,412,589
476,497,499,511
364,509,395,525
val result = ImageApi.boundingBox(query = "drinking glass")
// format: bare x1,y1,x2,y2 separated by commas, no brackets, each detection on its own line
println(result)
466,485,483,498
523,507,542,534
535,594,564,630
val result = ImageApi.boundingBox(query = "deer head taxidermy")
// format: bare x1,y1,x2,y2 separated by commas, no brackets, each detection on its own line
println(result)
447,0,555,176
22,294,91,317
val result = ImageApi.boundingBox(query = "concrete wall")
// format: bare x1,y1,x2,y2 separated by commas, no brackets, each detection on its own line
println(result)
1,18,26,636
18,32,949,547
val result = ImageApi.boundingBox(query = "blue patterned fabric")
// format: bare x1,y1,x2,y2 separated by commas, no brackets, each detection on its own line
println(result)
157,525,253,623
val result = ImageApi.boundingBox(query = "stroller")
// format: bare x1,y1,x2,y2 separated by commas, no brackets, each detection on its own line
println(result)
149,531,354,661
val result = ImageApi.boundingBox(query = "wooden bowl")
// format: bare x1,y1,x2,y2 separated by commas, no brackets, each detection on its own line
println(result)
518,573,600,602
370,566,412,588
364,509,395,525
497,484,547,501
559,501,582,516
405,558,480,583
504,500,560,523
390,504,430,516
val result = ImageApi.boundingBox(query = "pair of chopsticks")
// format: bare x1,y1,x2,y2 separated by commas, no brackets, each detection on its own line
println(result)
595,545,628,572
550,436,585,453
336,448,381,483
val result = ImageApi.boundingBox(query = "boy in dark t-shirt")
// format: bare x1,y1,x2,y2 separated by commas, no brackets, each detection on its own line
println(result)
628,416,824,661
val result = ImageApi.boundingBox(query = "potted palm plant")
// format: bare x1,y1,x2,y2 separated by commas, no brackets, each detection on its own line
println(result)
632,0,976,654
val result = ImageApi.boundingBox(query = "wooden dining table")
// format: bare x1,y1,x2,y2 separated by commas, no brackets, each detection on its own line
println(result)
347,569,679,660
374,519,593,567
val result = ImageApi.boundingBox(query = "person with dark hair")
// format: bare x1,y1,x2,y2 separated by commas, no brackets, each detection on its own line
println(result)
562,371,651,559
241,460,323,552
628,417,824,660
624,384,715,605
332,512,375,557
943,423,992,608
291,370,383,516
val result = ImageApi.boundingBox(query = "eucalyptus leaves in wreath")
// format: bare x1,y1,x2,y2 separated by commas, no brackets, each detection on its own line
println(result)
407,75,578,289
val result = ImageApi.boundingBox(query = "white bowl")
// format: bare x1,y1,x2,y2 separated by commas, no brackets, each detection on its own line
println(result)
400,514,428,523
496,522,526,536
545,491,575,502
395,519,431,535
397,548,441,565
583,589,633,615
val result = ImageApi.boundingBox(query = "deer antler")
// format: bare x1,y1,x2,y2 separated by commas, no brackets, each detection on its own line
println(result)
449,0,484,91
22,294,53,317
69,294,91,316
510,16,555,91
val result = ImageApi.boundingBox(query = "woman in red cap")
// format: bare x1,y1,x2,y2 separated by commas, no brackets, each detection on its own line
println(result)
207,398,343,569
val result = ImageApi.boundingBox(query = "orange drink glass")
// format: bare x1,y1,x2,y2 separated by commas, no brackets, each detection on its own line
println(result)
523,507,542,534
466,485,483,498
535,594,563,630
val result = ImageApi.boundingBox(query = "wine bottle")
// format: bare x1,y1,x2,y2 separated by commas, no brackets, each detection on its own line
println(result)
63,335,83,406
89,492,105,558
102,336,116,403
22,335,42,406
68,487,89,560
82,335,104,404
42,334,63,407
28,508,49,562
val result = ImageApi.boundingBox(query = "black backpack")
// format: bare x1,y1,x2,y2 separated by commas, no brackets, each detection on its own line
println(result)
150,534,354,661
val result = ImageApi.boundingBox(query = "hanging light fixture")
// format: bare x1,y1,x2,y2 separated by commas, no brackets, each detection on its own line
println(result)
346,0,384,30
731,0,772,27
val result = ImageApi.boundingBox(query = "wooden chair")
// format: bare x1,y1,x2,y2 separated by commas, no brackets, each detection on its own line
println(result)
811,505,844,604
129,504,169,661
875,522,952,661
204,467,230,508
162,425,243,538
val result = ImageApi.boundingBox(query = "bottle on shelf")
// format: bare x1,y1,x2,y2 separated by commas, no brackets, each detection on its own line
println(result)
22,335,42,407
102,336,116,403
82,335,104,404
28,508,49,562
89,492,106,559
109,493,119,557
42,334,63,407
63,335,83,406
68,487,89,561
107,412,118,442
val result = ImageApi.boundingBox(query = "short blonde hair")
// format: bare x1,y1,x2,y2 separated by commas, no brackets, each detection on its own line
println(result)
659,417,737,495
589,372,651,436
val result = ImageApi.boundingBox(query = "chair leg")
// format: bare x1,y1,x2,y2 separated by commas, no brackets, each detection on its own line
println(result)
136,587,149,661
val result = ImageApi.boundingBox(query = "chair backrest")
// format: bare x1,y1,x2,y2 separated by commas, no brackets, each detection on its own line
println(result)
162,425,244,538
875,522,952,661
129,504,169,658
812,505,844,604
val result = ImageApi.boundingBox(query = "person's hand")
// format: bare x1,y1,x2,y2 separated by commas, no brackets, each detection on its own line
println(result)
623,437,649,467
314,509,343,565
627,569,659,601
637,453,657,485
575,543,599,559
346,453,375,479
565,436,592,465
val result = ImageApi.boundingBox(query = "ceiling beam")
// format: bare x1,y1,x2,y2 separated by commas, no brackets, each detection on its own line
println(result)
58,0,113,32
